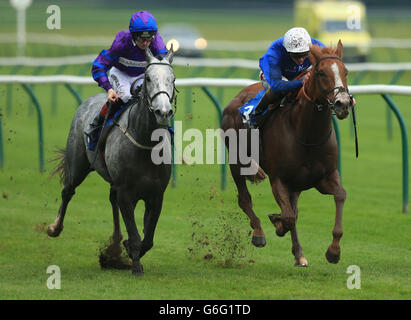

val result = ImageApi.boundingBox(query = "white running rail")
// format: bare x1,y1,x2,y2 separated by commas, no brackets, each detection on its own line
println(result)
1,75,411,95
2,55,411,73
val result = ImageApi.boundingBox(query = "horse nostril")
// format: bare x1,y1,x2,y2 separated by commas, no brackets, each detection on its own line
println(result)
167,109,174,118
334,100,343,108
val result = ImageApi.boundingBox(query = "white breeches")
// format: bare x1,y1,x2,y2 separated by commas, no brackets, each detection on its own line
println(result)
108,67,144,102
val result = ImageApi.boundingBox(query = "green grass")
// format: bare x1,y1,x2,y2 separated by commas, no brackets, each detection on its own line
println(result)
1,3,411,300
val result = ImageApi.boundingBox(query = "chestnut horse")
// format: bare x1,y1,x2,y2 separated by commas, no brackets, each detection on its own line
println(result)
221,41,351,266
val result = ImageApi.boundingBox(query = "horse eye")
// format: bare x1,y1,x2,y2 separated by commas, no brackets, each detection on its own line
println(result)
146,76,151,82
317,70,325,77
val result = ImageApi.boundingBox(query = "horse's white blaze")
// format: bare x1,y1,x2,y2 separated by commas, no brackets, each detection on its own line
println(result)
331,62,350,102
162,103,167,114
331,62,343,97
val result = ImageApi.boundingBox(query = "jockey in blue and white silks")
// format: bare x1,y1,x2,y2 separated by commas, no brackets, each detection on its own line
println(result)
86,10,168,150
239,27,325,128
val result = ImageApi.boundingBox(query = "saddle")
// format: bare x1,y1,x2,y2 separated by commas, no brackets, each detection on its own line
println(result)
96,99,136,155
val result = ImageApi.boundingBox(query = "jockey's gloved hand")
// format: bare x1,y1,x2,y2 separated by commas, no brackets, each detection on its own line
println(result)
350,94,357,107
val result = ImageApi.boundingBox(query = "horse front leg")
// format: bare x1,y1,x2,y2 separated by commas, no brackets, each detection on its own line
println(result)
289,192,308,267
268,178,295,237
230,163,266,248
118,190,143,276
316,170,346,264
139,194,164,259
109,186,123,244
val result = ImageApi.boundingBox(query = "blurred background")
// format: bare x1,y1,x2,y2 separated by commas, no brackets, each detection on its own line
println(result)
1,0,411,61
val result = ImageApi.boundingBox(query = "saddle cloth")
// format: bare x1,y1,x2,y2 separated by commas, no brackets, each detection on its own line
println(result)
238,88,269,127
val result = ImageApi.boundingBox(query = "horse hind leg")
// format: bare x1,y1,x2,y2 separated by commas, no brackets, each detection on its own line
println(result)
47,147,91,237
99,186,131,270
316,170,346,264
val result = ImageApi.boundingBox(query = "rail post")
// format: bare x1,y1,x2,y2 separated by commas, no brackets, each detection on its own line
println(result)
381,94,408,213
21,83,45,173
202,87,226,190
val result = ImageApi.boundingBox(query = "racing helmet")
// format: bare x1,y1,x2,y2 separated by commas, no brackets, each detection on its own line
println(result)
283,27,312,53
129,11,158,38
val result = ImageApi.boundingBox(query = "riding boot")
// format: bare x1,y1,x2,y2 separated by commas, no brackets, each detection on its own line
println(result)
85,111,105,151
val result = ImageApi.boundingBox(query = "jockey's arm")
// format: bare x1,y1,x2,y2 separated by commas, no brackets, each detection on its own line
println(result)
91,32,124,93
260,55,303,93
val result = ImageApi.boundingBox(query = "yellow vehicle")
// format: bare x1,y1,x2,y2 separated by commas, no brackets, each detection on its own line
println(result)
295,0,371,62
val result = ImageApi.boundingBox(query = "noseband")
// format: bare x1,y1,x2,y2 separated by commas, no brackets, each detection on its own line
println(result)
143,62,178,113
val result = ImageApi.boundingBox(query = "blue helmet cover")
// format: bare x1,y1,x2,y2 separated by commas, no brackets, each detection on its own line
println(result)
129,11,158,32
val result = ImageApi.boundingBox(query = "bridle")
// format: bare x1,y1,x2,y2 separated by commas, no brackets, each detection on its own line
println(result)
303,56,350,112
299,55,359,157
113,61,178,151
142,62,178,113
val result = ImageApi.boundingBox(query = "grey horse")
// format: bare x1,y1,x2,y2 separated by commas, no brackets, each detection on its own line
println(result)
47,47,176,276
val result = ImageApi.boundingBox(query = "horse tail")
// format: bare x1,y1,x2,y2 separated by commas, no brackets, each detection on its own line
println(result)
49,147,67,185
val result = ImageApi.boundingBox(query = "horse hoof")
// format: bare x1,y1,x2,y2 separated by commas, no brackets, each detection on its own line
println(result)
294,257,309,267
268,213,281,225
268,214,291,237
252,235,266,248
47,225,62,237
325,248,340,264
131,261,144,276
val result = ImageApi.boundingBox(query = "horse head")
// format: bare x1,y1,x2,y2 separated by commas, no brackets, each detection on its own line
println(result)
143,46,176,126
308,40,351,120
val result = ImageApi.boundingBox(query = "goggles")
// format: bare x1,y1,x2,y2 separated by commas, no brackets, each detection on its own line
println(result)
290,51,310,60
134,30,157,39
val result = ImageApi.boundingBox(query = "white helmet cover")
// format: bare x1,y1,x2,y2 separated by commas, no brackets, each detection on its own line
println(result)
283,27,312,53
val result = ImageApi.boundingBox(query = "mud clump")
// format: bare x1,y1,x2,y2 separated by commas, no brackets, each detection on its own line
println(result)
188,210,255,268
98,240,131,270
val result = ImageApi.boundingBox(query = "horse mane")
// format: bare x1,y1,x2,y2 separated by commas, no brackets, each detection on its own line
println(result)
309,44,341,64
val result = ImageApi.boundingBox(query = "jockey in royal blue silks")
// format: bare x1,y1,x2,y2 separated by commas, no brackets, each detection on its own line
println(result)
85,10,168,151
239,27,325,128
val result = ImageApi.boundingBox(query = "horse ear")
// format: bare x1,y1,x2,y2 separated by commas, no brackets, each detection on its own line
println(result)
165,43,174,64
335,39,343,58
309,44,321,65
145,46,155,62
